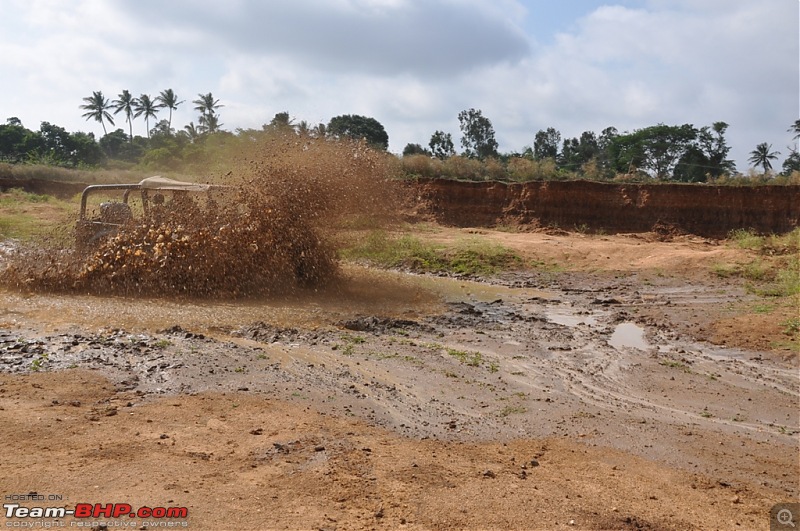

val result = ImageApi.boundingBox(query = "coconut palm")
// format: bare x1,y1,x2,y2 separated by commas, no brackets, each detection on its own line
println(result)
192,92,223,131
183,122,201,143
80,91,115,135
112,90,138,142
199,112,222,134
269,111,295,131
312,123,327,139
297,120,311,137
155,89,183,132
748,143,780,174
133,94,159,138
789,120,800,141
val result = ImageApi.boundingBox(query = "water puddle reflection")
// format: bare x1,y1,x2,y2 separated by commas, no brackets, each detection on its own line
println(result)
546,311,598,327
609,322,650,350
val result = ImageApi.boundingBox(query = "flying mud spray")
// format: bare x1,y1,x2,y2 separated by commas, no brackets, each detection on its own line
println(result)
1,135,408,298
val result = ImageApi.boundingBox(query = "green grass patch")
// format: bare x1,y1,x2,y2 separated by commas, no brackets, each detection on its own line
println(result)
446,347,483,367
752,303,776,314
0,189,76,242
341,230,523,276
711,262,738,278
729,228,800,256
782,317,800,337
746,259,800,298
713,254,799,299
0,189,52,206
659,359,692,373
740,260,772,281
729,228,765,251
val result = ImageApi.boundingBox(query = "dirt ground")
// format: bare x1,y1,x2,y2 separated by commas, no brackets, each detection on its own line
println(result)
0,227,798,531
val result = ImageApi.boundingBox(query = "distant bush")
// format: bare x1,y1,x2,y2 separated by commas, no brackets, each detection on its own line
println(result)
506,157,558,182
441,156,485,181
395,155,800,186
0,162,145,184
400,154,440,179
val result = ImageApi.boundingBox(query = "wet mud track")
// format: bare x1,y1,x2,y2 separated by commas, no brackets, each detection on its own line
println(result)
1,268,797,502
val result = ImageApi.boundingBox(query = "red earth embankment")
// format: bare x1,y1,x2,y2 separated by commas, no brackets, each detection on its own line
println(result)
416,178,800,237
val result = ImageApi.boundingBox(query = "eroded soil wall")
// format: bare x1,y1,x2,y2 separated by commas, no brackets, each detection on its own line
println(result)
417,179,800,237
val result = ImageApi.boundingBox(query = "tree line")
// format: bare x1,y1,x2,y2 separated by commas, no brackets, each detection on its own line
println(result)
0,88,797,183
405,110,800,182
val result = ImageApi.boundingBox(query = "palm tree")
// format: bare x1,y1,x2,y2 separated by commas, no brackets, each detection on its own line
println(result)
297,120,311,137
192,92,223,132
311,123,327,139
155,89,183,132
112,90,138,142
183,122,201,143
133,94,159,138
199,112,222,134
269,111,295,132
80,91,115,135
748,143,780,174
789,120,800,141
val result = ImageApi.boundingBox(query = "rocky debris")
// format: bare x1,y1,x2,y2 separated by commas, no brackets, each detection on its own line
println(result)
432,300,545,328
339,315,427,333
159,325,205,339
233,321,324,344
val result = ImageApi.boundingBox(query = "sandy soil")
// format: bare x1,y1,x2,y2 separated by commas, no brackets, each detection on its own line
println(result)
0,228,798,531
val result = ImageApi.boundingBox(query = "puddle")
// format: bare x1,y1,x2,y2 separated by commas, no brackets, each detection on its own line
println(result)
0,266,449,333
609,322,649,350
0,264,563,335
545,310,598,327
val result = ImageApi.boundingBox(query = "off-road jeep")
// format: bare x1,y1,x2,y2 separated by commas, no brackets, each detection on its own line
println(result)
75,176,220,252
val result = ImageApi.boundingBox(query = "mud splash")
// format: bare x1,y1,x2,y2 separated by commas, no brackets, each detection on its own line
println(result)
1,136,404,298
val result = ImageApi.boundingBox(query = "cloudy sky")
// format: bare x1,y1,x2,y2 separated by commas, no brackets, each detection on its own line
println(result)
1,0,797,170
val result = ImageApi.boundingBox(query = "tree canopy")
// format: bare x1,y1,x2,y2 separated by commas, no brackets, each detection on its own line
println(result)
748,143,780,173
80,91,114,135
326,114,389,150
3,93,797,184
458,108,498,159
429,130,455,160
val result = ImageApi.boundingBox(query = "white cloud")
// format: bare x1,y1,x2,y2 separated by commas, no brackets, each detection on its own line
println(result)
440,0,798,166
107,0,531,77
0,0,795,169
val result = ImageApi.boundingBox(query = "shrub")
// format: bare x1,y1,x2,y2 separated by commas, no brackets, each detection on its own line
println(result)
441,156,485,181
506,157,558,182
400,154,440,179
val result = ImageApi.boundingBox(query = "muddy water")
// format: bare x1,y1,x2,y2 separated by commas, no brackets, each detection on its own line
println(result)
0,267,435,332
609,322,650,350
0,265,561,334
